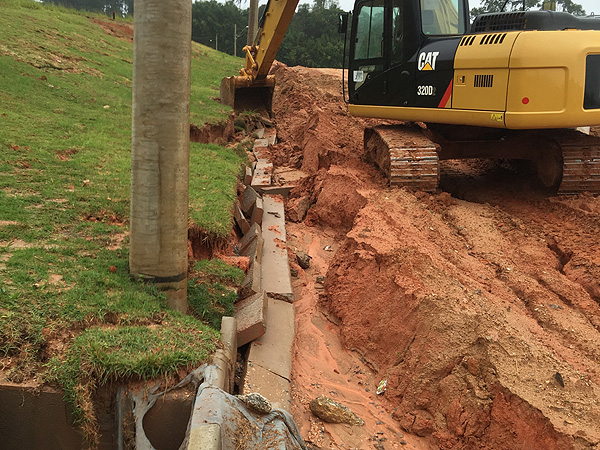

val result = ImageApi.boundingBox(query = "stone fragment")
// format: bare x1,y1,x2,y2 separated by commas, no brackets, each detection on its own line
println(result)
237,393,272,414
287,196,311,222
296,252,311,269
309,396,364,426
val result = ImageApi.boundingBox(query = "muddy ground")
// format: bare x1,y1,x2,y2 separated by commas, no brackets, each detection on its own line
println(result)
264,62,600,449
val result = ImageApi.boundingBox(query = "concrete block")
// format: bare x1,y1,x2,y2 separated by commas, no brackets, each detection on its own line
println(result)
261,195,294,301
242,364,291,413
251,196,264,225
263,128,277,145
234,291,267,347
254,128,265,138
239,222,261,252
241,233,264,265
247,297,294,380
233,202,250,235
254,138,269,148
239,259,261,299
241,185,259,216
188,424,221,450
244,166,253,185
251,161,273,188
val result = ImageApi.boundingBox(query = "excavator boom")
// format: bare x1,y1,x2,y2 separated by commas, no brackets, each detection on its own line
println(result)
220,0,300,117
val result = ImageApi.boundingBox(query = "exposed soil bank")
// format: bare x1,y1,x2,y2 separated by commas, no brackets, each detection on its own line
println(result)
268,62,600,449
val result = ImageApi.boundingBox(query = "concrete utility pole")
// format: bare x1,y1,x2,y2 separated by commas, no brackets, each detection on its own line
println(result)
247,0,259,46
130,0,191,312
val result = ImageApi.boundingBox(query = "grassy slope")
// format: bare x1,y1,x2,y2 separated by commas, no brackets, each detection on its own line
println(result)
0,0,245,440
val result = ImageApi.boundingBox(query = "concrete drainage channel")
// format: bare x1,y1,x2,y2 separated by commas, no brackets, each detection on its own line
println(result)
186,126,304,449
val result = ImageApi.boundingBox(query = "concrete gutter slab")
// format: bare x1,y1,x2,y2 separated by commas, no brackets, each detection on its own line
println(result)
261,195,293,301
247,297,294,380
241,186,260,216
242,364,292,413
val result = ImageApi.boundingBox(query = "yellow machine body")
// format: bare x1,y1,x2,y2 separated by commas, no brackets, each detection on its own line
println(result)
349,29,600,129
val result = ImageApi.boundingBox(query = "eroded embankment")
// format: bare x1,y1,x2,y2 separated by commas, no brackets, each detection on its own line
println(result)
269,62,600,449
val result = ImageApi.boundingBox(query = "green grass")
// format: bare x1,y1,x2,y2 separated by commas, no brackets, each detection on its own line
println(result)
188,259,245,328
0,0,247,440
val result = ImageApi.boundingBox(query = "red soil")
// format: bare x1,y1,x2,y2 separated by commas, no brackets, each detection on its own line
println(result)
269,62,600,449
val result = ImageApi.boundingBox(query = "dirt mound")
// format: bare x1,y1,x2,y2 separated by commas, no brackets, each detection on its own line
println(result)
269,63,600,449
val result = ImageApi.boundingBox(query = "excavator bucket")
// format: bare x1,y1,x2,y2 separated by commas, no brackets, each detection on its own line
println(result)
220,75,275,118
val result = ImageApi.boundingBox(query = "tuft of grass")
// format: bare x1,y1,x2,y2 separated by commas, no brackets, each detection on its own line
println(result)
194,259,246,285
46,319,219,445
188,259,244,329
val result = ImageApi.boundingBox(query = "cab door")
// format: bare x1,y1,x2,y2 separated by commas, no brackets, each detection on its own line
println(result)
349,0,420,107
348,0,388,105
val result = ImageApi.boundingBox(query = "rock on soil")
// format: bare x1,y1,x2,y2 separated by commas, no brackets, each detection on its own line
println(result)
309,396,364,426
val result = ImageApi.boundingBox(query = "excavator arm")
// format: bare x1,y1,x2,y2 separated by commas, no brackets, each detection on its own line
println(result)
220,0,300,117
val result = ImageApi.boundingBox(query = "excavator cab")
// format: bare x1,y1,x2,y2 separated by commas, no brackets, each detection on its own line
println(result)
345,0,469,109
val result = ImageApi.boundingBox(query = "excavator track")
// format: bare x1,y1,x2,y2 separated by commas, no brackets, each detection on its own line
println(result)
554,130,600,195
365,125,440,192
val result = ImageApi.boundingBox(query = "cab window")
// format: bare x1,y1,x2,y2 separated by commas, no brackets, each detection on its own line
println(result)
354,0,385,60
421,0,464,35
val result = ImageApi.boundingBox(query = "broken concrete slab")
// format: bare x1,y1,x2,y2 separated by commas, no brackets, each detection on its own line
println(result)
239,259,261,300
247,297,294,380
244,166,253,185
262,129,277,145
234,203,250,235
241,233,264,264
261,195,293,301
239,222,261,252
258,185,294,198
241,186,260,216
242,364,291,413
254,138,269,148
254,128,265,139
234,291,267,347
251,197,264,225
251,161,273,189
242,234,264,265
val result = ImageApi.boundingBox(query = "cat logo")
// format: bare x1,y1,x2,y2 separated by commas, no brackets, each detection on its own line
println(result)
418,51,439,71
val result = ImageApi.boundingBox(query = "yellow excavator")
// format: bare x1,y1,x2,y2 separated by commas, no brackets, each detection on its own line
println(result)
221,0,600,194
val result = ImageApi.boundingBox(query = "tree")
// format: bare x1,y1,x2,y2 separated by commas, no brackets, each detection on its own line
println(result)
471,0,586,19
278,1,346,68
130,0,192,312
192,1,248,55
